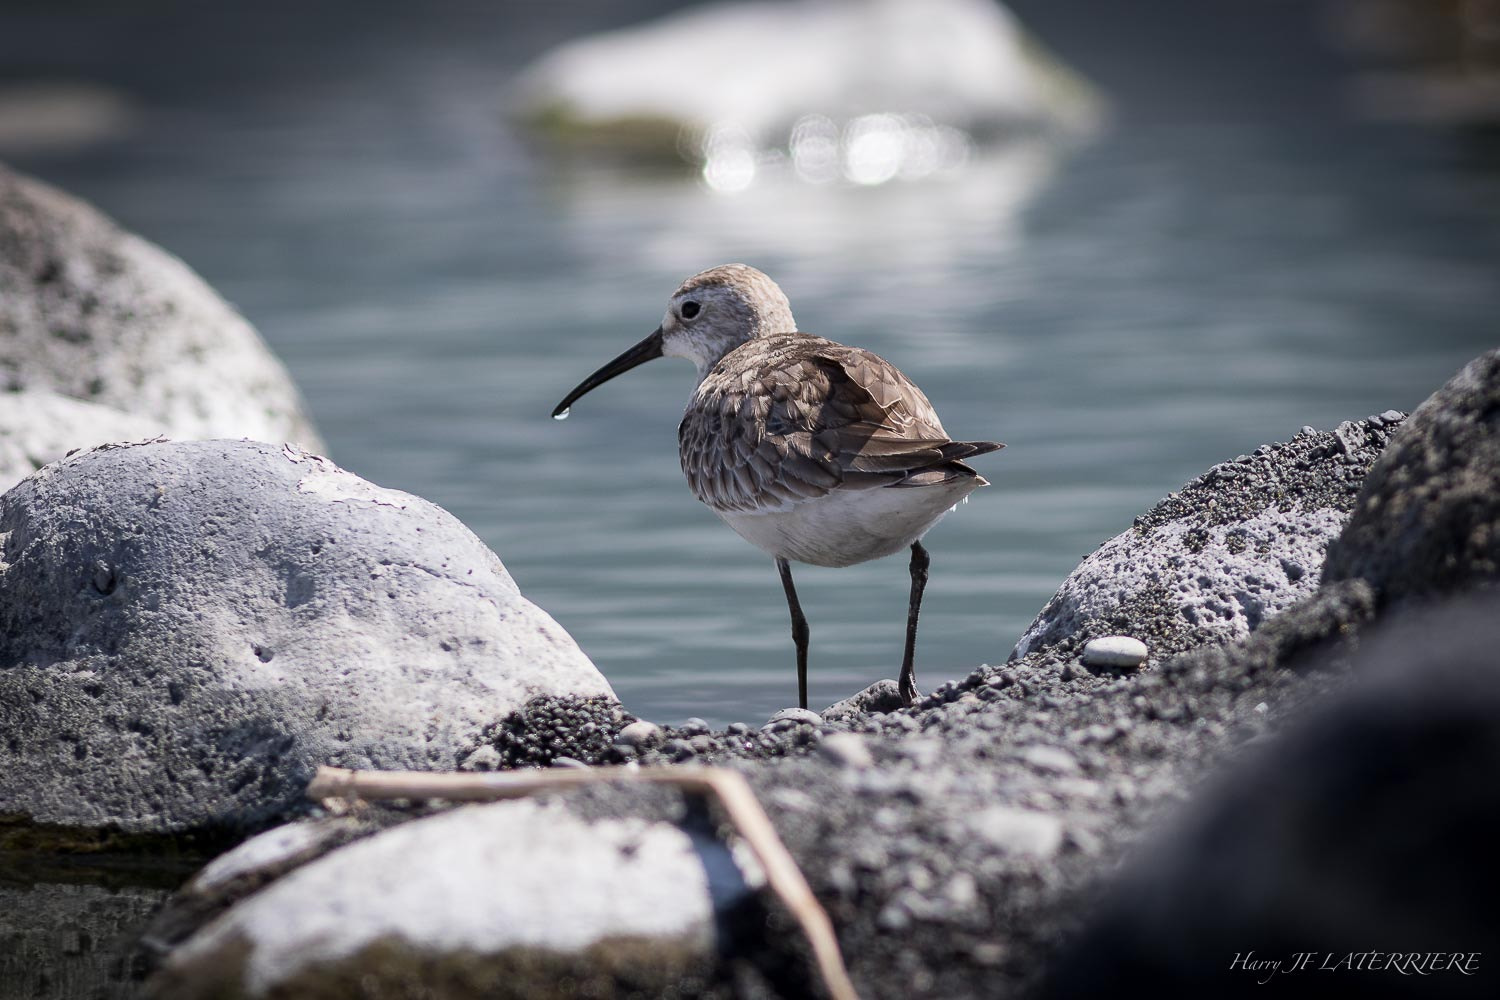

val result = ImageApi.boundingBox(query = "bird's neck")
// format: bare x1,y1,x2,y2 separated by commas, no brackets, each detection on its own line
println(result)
682,320,795,385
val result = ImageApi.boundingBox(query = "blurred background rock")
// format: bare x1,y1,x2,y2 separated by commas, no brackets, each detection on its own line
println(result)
1328,0,1500,124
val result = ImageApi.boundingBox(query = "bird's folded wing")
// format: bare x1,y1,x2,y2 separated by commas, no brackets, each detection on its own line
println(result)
679,334,972,513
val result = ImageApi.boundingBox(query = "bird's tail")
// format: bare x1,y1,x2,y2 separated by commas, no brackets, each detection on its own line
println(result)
890,441,1004,488
949,440,1005,462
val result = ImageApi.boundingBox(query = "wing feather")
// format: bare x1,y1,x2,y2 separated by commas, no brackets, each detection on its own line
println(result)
679,332,996,512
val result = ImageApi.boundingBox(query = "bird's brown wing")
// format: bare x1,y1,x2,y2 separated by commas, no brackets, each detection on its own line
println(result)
678,333,992,513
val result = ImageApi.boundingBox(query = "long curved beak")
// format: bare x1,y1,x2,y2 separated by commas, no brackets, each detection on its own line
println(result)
552,327,665,418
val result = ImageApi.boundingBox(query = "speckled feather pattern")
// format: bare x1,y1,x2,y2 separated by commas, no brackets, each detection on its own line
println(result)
679,331,999,514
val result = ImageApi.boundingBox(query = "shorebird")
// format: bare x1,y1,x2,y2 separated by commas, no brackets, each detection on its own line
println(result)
553,264,1002,709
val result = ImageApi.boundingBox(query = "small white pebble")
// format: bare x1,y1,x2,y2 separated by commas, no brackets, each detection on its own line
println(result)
1081,635,1149,669
817,732,874,769
968,806,1065,857
459,745,501,772
614,720,660,748
1020,744,1080,775
767,787,819,813
763,707,821,730
1254,702,1269,714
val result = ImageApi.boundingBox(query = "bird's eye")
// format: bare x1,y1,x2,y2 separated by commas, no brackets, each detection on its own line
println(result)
680,301,701,320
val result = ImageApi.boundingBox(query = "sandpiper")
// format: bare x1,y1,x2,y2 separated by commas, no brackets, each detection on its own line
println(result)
553,264,1002,709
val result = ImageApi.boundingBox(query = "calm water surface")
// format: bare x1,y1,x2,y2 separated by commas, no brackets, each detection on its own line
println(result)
4,1,1498,728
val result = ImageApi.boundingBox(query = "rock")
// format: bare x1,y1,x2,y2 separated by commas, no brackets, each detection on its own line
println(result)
141,817,376,962
1040,592,1500,997
817,732,875,769
0,162,323,489
0,388,171,488
1013,415,1403,661
1323,350,1500,604
146,797,764,1000
459,745,503,772
1018,745,1080,775
514,0,1100,168
0,439,612,836
0,81,134,153
764,707,822,730
1080,635,1149,669
615,720,662,749
822,679,905,721
966,806,1065,858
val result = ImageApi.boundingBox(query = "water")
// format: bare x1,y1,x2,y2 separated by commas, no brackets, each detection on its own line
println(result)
2,1,1497,734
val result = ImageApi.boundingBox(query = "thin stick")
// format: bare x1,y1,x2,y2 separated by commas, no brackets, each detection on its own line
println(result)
306,765,859,1000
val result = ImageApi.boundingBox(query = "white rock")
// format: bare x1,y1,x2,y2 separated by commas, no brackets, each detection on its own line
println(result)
1020,744,1081,775
149,799,764,998
615,719,662,748
515,0,1100,159
764,707,822,729
186,819,363,897
1081,636,1150,670
0,439,612,834
767,787,820,813
967,806,1064,858
817,732,875,769
0,163,323,475
0,388,170,491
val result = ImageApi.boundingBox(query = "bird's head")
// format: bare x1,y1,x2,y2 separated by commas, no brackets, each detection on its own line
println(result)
552,264,795,418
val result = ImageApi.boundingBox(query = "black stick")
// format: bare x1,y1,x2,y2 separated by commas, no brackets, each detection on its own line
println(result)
899,541,930,706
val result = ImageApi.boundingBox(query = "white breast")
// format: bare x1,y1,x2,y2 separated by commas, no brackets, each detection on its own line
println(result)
715,475,986,567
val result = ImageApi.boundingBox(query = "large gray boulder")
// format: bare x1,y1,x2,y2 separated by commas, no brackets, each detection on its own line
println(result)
146,796,763,1000
1324,349,1500,604
0,163,323,489
1011,414,1405,663
0,439,613,836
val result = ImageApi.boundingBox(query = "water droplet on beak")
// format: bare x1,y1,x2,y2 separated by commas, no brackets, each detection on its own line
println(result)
553,408,570,421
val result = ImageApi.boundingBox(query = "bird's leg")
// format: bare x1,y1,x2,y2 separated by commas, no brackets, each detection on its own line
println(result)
899,541,930,707
776,557,811,709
